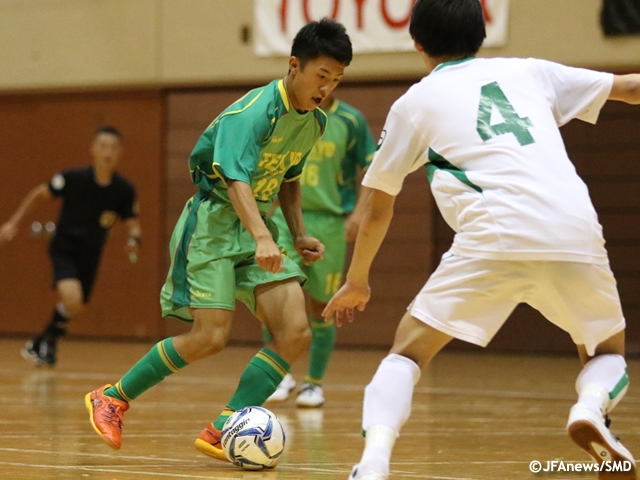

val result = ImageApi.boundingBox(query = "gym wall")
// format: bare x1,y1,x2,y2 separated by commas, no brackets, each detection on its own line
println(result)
1,0,639,353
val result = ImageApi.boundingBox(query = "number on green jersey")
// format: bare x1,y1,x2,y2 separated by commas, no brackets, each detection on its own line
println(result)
477,81,535,146
253,177,279,201
324,273,342,296
300,164,319,187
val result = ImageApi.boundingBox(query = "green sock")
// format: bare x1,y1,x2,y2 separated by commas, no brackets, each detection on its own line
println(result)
213,347,289,430
306,317,336,385
104,338,188,402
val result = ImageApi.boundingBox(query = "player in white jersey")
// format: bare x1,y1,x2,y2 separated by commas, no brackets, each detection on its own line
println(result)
324,1,640,479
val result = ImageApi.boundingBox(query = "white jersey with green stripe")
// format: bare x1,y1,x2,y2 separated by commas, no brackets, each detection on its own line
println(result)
189,78,327,211
365,57,614,263
300,99,376,215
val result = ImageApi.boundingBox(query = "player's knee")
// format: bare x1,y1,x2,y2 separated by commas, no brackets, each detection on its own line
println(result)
274,320,311,357
202,331,228,355
188,327,229,357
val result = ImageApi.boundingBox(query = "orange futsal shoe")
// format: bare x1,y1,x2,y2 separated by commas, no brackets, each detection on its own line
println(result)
194,423,230,462
85,384,130,450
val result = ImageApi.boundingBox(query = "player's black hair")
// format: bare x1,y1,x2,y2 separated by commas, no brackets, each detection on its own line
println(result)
409,0,486,58
95,125,122,140
291,18,352,67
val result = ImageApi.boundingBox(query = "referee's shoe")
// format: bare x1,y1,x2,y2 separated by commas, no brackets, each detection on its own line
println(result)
21,338,56,366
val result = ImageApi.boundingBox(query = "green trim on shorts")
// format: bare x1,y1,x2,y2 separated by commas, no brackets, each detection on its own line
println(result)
161,193,307,321
169,195,206,308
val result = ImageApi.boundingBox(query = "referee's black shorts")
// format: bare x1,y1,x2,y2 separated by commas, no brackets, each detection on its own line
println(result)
48,240,103,303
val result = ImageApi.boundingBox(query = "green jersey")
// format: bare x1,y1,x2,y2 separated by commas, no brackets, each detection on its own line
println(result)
299,99,376,215
189,79,328,212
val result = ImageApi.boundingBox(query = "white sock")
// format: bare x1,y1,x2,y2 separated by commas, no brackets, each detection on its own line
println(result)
357,354,421,477
56,301,70,318
575,354,628,415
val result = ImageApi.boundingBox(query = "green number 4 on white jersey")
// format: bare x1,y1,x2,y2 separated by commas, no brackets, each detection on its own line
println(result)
477,81,535,146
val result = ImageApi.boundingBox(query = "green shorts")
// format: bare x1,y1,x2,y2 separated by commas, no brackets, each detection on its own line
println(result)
271,208,346,303
160,193,306,321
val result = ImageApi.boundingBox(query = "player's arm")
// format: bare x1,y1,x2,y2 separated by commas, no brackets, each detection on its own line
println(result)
324,101,424,325
345,185,372,242
609,74,640,104
228,179,283,273
323,189,395,325
0,183,52,244
278,180,324,266
344,109,377,242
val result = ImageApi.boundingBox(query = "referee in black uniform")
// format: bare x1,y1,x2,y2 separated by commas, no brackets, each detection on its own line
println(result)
0,126,141,366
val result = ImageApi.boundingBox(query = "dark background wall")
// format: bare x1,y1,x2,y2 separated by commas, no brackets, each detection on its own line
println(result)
0,92,166,339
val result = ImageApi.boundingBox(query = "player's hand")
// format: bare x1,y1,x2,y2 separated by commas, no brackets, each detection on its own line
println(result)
322,280,371,327
0,221,18,245
294,235,325,266
344,213,362,242
255,236,284,273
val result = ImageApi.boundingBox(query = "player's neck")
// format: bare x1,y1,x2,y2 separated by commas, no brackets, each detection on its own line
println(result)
283,76,308,114
93,166,113,186
424,54,472,73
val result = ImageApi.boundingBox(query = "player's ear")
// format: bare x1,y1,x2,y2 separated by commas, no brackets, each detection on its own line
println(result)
289,56,301,75
413,40,424,53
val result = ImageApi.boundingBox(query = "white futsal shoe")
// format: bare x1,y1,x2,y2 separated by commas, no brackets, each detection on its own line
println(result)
567,404,637,479
265,373,296,402
348,465,388,480
296,383,325,408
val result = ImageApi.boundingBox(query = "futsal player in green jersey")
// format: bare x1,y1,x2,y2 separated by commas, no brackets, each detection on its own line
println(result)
266,95,376,407
85,18,352,462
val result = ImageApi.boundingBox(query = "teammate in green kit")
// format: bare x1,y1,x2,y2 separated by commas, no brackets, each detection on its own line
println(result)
85,18,352,461
265,95,376,407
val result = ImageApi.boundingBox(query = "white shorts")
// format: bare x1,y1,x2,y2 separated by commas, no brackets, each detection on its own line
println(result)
409,253,625,356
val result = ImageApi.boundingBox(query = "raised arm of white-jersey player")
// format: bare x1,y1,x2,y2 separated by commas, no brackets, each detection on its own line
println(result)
227,179,283,273
345,185,372,242
323,188,395,326
609,74,640,104
278,181,324,266
0,183,52,244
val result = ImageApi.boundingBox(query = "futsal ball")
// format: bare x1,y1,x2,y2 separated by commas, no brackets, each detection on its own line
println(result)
221,406,286,470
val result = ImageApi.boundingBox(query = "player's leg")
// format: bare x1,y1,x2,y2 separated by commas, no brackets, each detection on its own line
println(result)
296,296,334,407
568,332,635,479
296,211,346,407
22,245,88,366
532,261,635,477
23,279,83,366
218,279,310,422
88,308,232,450
263,323,297,402
263,207,302,402
195,278,310,461
87,195,237,451
194,210,309,460
349,312,452,480
351,255,521,480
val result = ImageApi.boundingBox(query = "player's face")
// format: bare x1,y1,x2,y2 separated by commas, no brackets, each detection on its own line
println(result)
91,133,122,171
286,55,345,112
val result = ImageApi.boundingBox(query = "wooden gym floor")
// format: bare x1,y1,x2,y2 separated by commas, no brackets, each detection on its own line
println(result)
0,338,638,479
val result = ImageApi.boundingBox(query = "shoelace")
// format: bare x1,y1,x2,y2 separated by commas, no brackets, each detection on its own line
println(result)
97,400,125,430
605,415,622,442
300,384,318,394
